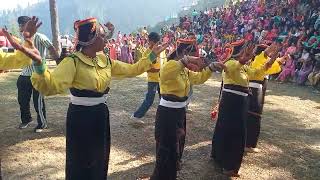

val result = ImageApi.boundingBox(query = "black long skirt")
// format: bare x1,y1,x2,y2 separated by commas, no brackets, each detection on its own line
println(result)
66,103,110,180
151,105,186,180
246,81,265,148
212,90,248,172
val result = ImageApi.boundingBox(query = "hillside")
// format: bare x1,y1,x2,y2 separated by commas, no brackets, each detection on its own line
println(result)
0,0,195,37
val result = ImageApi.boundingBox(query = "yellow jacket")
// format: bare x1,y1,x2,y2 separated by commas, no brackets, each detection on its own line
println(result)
223,59,266,87
31,51,154,96
249,51,282,81
0,50,32,70
160,60,212,98
147,50,167,83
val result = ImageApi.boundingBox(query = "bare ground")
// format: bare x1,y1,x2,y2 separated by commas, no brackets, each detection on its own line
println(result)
0,72,319,180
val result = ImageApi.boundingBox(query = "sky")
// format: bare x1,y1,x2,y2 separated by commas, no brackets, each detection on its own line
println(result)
0,0,43,10
0,0,199,11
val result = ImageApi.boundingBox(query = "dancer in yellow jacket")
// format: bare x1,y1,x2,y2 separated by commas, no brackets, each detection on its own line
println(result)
30,18,168,180
151,38,224,180
211,41,280,177
245,43,284,153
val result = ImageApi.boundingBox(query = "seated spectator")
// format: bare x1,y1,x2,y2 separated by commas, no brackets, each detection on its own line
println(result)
296,58,313,85
298,48,310,62
308,57,320,87
303,31,320,49
277,55,295,82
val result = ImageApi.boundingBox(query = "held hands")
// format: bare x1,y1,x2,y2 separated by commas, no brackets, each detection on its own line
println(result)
209,62,227,72
181,56,205,69
180,56,227,72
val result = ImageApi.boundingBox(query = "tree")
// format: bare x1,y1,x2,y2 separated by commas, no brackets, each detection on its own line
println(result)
8,19,19,37
49,0,60,53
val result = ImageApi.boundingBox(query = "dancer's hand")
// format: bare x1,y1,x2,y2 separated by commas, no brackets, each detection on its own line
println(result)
181,56,206,70
265,50,280,68
209,62,227,72
265,42,281,58
238,42,256,64
22,16,42,40
278,54,290,64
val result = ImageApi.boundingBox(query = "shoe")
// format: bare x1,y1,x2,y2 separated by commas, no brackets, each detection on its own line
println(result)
34,125,48,133
18,122,31,129
186,108,193,113
245,147,261,153
130,115,145,125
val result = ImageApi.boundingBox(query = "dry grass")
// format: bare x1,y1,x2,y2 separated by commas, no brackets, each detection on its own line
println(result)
0,72,319,180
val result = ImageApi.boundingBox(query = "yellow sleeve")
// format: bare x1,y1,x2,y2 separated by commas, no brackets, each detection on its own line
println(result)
111,52,153,78
244,65,266,79
160,60,184,81
31,57,76,96
250,52,282,75
251,52,268,69
188,67,212,85
265,60,281,75
0,50,32,69
224,59,242,78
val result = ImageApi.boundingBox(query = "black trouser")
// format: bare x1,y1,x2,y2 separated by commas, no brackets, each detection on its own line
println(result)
246,80,266,148
212,88,248,172
0,158,2,180
17,75,46,128
66,103,110,180
246,87,263,148
151,105,186,180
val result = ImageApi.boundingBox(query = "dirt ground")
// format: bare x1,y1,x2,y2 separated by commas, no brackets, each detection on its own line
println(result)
0,72,319,180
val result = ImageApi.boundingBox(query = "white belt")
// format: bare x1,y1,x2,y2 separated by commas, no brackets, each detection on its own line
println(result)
223,88,248,97
249,82,263,89
159,98,187,108
70,94,108,106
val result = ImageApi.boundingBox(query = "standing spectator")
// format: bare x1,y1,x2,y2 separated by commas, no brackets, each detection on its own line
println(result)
17,16,59,133
192,9,198,22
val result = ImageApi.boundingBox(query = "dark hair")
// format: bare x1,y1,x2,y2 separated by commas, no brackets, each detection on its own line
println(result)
18,16,31,25
232,44,245,56
168,43,197,60
255,46,267,55
148,32,160,44
75,23,97,51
